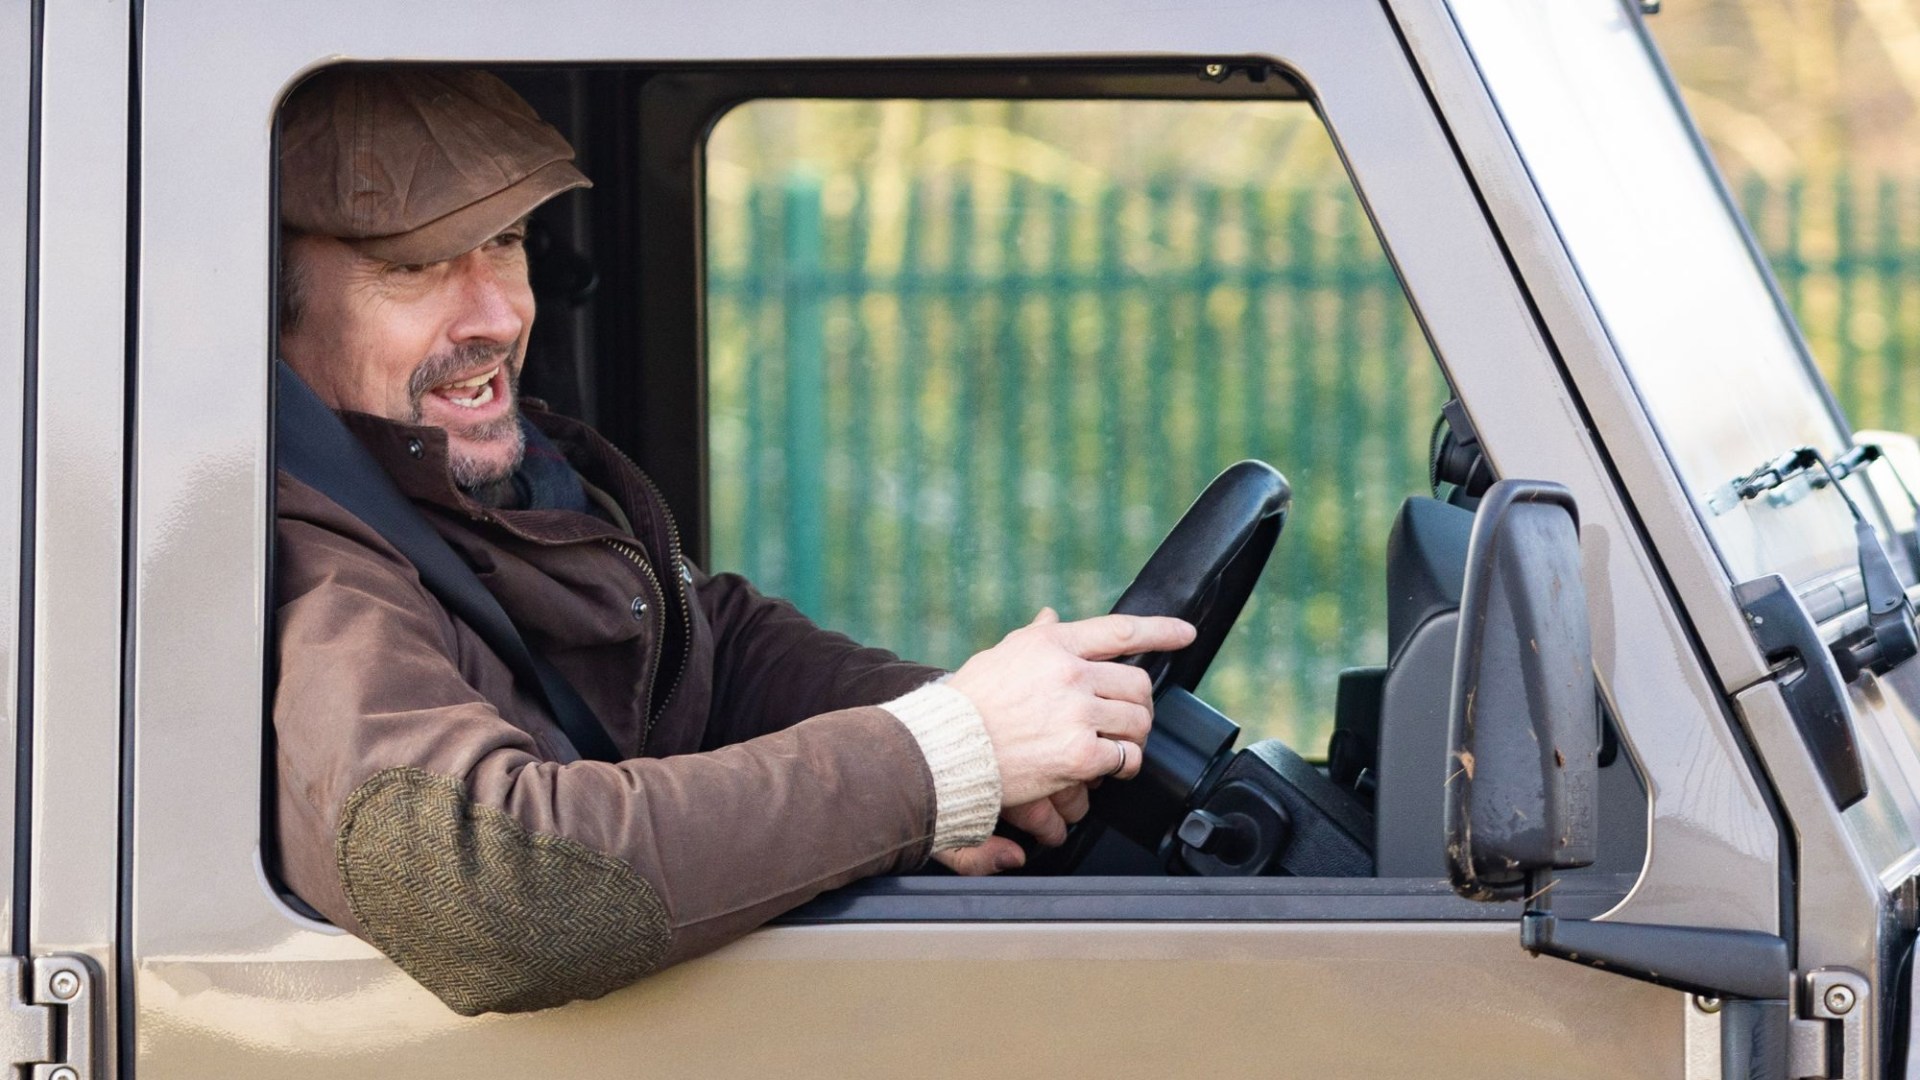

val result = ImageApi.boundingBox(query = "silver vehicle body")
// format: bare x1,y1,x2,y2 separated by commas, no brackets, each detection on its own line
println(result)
2,0,1910,1075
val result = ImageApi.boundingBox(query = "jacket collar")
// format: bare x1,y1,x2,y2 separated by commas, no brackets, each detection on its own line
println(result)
334,408,476,513
333,402,668,551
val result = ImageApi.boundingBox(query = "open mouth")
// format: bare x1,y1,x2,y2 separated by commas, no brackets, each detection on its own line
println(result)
428,365,503,411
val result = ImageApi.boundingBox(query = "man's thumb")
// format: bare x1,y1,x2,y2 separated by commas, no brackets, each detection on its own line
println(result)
937,837,1026,876
1031,606,1061,626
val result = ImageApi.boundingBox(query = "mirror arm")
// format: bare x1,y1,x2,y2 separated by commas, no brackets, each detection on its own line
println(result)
1521,875,1794,1080
1519,871,1789,1001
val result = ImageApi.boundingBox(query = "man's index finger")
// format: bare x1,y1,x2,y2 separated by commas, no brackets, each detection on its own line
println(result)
1056,614,1196,660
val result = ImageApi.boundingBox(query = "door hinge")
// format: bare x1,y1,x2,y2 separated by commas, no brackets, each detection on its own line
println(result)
0,954,98,1080
1788,968,1866,1079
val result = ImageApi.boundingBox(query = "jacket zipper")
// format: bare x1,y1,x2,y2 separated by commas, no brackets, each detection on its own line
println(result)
600,445,692,749
603,536,669,748
468,433,694,753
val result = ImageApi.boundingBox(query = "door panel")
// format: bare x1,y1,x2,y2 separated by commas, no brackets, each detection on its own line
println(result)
137,924,1682,1078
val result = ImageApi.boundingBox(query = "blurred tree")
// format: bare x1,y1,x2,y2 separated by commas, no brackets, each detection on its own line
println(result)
1653,0,1920,177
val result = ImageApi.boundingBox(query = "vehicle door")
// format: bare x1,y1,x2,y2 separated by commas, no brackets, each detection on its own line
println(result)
125,1,1775,1076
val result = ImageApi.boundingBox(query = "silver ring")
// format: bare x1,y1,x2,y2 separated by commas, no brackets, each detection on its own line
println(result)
1106,739,1128,779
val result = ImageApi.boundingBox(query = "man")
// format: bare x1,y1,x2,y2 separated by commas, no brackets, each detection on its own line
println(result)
271,67,1193,1016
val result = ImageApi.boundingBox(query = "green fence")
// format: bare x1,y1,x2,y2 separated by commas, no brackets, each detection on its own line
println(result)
708,173,1441,746
706,172,1918,748
1738,176,1920,433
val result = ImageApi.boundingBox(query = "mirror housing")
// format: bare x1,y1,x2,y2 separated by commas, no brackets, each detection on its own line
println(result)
1445,480,1598,901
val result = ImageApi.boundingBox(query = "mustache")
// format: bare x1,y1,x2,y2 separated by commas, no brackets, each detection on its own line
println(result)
407,342,515,403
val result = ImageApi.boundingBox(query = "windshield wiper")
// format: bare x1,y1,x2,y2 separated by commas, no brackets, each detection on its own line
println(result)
1725,445,1918,680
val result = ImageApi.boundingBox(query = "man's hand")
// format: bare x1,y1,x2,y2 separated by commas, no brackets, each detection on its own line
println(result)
949,607,1194,805
934,607,1194,875
933,785,1090,875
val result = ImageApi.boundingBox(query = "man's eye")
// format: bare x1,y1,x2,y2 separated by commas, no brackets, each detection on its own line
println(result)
390,263,429,276
493,230,527,249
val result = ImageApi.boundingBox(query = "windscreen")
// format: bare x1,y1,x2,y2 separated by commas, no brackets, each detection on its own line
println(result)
1448,0,1863,592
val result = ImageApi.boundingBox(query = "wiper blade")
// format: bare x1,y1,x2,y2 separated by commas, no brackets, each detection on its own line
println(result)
1736,445,1821,499
1828,443,1884,484
1706,447,1821,516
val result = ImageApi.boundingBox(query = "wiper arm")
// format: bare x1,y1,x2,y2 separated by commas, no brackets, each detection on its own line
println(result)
1827,442,1920,584
1723,445,1918,679
1730,446,1819,503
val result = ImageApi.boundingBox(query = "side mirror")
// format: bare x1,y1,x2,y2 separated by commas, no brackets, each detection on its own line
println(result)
1445,480,1598,902
1447,487,1800,1056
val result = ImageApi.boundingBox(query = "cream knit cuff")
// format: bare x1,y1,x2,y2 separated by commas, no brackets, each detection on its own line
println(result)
880,682,1002,851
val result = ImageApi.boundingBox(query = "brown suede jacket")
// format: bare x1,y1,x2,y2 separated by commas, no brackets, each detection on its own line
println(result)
272,403,949,1015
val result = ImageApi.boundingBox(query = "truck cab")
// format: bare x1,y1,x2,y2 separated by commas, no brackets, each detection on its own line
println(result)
3,0,1914,1076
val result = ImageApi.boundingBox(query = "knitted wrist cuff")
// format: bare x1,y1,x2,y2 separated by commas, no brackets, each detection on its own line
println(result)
881,682,1001,851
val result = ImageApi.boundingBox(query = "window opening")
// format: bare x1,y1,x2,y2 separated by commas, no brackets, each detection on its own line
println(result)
705,98,1448,754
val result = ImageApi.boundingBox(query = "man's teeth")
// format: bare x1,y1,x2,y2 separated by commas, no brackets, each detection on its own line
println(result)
435,367,500,409
441,367,498,390
443,382,496,409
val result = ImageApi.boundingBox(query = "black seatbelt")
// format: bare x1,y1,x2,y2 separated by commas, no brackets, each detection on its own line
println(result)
274,360,624,764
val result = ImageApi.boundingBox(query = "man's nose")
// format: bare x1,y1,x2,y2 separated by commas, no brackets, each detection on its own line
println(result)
446,254,526,344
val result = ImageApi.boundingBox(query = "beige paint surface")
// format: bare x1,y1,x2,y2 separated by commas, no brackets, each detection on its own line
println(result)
136,922,1683,1079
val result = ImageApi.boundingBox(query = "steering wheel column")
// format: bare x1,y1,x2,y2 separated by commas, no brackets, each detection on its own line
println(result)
1026,459,1375,877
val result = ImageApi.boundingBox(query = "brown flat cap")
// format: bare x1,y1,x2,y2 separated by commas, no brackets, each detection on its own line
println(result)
279,68,590,265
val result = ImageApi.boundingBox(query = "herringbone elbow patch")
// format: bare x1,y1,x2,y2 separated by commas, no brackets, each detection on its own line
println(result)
337,766,671,1015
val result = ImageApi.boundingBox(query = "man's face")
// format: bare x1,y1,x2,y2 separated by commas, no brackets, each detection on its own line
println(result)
279,223,536,488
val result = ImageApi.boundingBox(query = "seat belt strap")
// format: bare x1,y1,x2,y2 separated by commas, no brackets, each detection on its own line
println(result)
274,360,625,764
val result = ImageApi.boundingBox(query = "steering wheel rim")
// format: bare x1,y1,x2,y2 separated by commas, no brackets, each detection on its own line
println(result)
1017,460,1292,873
1109,460,1293,695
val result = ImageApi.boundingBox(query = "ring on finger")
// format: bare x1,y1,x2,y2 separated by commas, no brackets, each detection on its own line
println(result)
1106,739,1128,779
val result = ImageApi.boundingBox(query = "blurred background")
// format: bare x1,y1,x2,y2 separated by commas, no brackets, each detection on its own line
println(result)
698,2,1913,751
1660,0,1920,432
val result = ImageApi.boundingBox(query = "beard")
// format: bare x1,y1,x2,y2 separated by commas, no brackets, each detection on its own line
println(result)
407,341,526,490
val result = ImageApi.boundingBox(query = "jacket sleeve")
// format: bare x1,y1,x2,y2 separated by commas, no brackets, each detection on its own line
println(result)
272,505,937,1017
694,565,948,748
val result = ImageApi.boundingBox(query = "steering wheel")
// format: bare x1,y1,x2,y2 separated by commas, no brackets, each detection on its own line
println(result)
1019,460,1292,874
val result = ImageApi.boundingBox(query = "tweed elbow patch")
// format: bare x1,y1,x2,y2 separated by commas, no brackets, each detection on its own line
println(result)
336,766,671,1016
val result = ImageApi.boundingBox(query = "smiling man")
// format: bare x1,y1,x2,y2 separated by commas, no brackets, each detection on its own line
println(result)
278,213,533,493
270,66,1192,1017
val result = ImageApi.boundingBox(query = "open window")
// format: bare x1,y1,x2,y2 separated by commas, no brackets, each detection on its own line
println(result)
679,67,1650,911
265,60,1649,924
